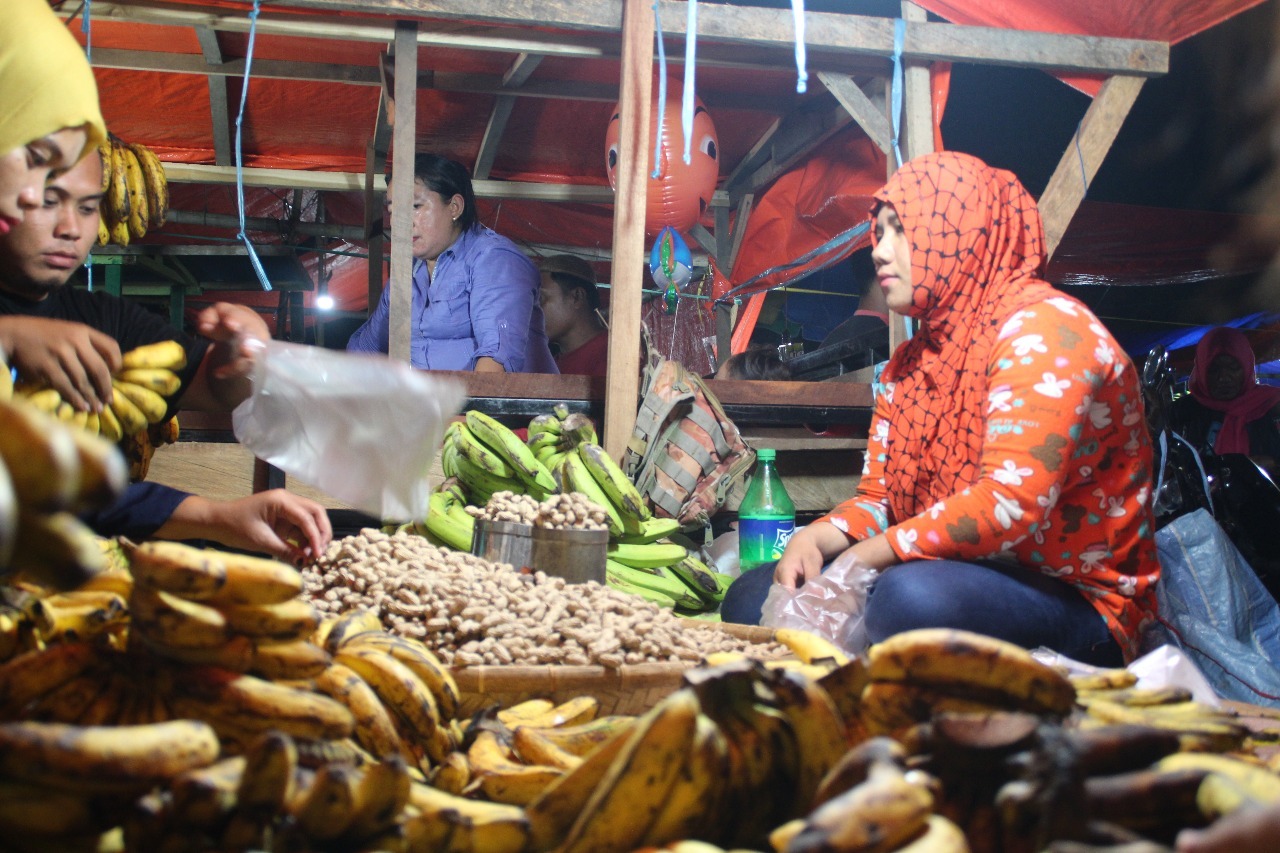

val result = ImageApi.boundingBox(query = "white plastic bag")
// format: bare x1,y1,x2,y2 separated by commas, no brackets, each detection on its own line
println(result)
232,340,466,521
759,548,879,657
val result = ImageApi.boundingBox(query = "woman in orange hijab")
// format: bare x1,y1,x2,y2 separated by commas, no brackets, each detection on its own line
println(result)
723,152,1160,665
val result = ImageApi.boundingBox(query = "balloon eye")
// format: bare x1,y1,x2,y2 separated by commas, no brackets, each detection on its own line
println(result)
607,145,619,170
699,136,717,161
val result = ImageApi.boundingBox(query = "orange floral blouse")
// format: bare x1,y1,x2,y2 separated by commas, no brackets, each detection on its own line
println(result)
820,299,1161,661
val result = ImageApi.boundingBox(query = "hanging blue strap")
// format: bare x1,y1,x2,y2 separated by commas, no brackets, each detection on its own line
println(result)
681,0,697,165
651,1,667,180
790,0,807,94
721,219,870,302
890,18,905,170
81,0,92,62
235,1,272,291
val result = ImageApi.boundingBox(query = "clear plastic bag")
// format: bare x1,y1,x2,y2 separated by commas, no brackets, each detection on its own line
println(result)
232,340,467,521
759,548,879,657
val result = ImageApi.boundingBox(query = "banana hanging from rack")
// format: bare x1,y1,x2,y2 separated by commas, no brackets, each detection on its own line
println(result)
127,140,169,228
97,135,169,244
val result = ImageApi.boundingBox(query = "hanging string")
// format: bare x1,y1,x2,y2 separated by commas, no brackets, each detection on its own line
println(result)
790,0,807,94
721,219,870,302
681,0,697,165
890,18,905,169
81,0,92,62
234,0,272,291
1073,118,1088,187
82,0,93,289
651,1,667,180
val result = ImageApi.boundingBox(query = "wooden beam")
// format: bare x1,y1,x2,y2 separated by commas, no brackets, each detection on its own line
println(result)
71,1,1166,79
88,47,789,112
727,96,852,196
603,0,653,461
901,3,934,162
726,193,754,276
1039,74,1145,259
90,47,382,86
166,209,365,241
688,222,717,257
366,90,390,317
194,26,232,167
724,117,781,198
280,0,1169,77
72,1,612,58
817,71,890,154
473,53,542,180
388,21,417,364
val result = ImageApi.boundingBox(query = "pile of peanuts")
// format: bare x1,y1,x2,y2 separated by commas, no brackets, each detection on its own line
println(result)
302,528,786,668
465,490,608,531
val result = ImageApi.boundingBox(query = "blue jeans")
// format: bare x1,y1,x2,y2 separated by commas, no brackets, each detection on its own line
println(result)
721,558,1124,667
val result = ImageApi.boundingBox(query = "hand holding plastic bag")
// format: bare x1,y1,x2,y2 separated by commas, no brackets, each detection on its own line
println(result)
232,340,466,521
759,547,879,657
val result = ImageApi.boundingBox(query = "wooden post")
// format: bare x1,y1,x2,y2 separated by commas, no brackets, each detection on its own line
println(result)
388,21,418,363
365,77,390,324
602,0,653,461
1039,74,1145,259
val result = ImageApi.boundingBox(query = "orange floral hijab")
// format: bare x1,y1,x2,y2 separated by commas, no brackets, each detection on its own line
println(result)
873,152,1062,520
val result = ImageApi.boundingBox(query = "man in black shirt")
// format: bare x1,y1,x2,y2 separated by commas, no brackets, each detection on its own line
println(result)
0,151,330,561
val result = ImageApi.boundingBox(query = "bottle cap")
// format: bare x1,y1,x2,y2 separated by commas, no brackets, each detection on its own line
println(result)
757,448,776,462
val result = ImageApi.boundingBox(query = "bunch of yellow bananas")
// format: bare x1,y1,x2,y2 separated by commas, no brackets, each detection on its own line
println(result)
313,608,464,776
96,133,169,247
1072,670,1255,753
513,660,853,852
0,382,127,591
12,339,185,443
855,628,1079,739
124,729,421,851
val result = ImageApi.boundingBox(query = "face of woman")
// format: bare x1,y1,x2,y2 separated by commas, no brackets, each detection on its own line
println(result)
538,274,576,345
0,127,88,235
404,180,462,262
1206,353,1247,402
871,203,915,315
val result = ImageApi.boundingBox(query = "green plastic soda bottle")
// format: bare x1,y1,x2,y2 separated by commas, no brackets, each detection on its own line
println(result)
737,448,796,572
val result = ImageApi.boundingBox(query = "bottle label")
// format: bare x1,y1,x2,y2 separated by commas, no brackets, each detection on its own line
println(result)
738,518,796,570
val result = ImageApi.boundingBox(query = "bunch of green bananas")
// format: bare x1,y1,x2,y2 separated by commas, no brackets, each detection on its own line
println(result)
433,406,736,615
96,133,169,247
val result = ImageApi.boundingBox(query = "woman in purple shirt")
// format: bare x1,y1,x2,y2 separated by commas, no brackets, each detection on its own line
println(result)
347,154,558,374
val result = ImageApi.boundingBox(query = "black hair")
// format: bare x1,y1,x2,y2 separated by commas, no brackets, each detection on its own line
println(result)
721,346,792,381
549,270,601,312
412,153,477,231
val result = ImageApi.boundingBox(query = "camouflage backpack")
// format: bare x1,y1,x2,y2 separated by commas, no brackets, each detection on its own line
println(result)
623,349,755,528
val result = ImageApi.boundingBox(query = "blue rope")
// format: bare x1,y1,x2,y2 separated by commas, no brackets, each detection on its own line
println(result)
651,1,666,180
81,0,92,62
790,0,807,94
1073,118,1088,187
890,18,905,169
721,219,870,301
234,0,272,291
681,0,697,165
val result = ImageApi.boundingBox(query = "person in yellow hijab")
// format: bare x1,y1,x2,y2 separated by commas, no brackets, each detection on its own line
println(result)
0,0,106,236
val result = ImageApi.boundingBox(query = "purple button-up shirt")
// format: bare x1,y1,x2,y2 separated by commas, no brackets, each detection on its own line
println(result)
347,225,558,374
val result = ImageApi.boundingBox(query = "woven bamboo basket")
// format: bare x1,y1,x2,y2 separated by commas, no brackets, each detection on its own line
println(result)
450,621,779,717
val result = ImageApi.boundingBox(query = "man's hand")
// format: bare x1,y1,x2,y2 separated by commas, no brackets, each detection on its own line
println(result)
0,316,121,412
773,521,853,589
187,302,271,411
159,490,333,563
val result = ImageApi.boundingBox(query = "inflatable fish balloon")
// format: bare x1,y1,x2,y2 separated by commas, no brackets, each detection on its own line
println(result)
605,81,719,237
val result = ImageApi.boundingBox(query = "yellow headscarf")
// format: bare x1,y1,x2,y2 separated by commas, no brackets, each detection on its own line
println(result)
0,0,106,160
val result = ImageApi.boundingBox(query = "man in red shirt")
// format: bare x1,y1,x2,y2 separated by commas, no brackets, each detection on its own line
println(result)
538,254,608,376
